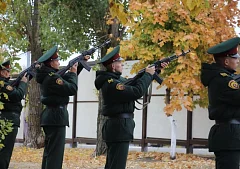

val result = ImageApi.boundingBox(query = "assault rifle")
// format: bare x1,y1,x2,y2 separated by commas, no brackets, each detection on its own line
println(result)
232,74,240,84
123,50,191,86
9,62,38,87
57,39,111,76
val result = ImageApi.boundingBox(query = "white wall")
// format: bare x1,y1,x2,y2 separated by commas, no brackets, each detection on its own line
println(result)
17,60,213,141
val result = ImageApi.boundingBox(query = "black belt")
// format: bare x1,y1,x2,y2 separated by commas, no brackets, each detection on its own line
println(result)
46,105,67,109
215,119,240,125
107,113,134,119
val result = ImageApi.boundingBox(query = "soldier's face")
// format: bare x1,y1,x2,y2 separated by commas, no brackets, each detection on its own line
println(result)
112,61,123,73
225,57,239,70
50,60,60,70
0,69,10,78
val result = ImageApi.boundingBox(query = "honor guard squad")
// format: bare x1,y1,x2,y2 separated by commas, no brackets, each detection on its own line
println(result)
36,46,89,169
95,45,168,169
0,60,28,169
201,37,240,169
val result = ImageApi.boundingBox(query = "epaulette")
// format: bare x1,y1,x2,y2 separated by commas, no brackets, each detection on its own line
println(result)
107,78,114,83
48,72,55,76
220,73,228,77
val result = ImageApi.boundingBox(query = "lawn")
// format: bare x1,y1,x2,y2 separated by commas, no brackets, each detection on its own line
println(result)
9,147,215,169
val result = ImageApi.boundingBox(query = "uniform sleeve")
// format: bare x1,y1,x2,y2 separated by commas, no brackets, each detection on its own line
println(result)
104,72,153,102
4,81,27,102
47,73,78,96
217,77,240,106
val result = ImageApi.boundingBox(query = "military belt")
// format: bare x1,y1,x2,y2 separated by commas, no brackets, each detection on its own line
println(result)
215,119,240,125
107,113,134,119
46,105,67,109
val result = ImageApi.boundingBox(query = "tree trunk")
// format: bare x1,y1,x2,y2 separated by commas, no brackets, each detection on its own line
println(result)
95,89,108,156
24,0,44,148
95,43,108,156
24,80,44,148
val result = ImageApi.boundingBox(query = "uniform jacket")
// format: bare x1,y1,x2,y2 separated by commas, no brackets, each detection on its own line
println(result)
201,63,240,151
95,71,153,142
0,77,27,127
36,65,79,126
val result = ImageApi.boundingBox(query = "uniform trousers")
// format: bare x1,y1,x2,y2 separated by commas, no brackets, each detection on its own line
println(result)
105,141,130,169
41,126,66,169
0,126,18,169
214,150,240,169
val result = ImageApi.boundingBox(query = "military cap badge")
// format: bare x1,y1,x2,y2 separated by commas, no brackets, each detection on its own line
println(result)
56,78,63,85
228,80,239,89
6,85,13,91
116,83,125,90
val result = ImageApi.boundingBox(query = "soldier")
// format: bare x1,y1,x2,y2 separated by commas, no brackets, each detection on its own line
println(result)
36,46,89,169
0,60,28,169
201,37,240,169
95,45,168,169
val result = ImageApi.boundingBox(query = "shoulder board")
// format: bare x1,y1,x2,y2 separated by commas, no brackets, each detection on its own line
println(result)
107,78,114,83
220,73,228,77
48,72,55,76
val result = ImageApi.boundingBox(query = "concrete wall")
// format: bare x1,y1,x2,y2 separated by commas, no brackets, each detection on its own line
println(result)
17,60,214,141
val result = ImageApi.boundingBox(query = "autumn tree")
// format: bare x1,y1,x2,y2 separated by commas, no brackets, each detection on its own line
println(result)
109,0,240,115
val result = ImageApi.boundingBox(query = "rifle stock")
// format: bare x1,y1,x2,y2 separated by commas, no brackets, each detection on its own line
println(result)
57,39,111,76
123,50,191,85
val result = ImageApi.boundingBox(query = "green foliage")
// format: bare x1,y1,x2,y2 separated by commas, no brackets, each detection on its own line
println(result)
1,0,110,63
0,119,13,148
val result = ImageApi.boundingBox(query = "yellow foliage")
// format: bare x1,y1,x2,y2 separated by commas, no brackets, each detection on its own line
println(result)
109,0,240,115
0,1,7,13
10,147,215,168
108,0,128,25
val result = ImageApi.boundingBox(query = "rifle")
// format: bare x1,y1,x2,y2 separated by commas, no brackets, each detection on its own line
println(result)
9,62,38,87
232,74,240,84
123,50,191,86
57,39,111,76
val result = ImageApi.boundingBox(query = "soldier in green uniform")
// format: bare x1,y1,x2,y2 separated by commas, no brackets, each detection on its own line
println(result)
0,60,28,169
201,37,240,169
95,45,168,169
36,46,89,169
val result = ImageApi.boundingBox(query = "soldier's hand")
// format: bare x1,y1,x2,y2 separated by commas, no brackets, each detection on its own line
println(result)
84,55,90,61
160,62,169,69
145,65,155,75
34,61,41,68
21,73,28,83
69,62,78,73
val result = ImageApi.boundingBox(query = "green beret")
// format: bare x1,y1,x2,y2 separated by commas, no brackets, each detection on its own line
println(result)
0,60,11,71
37,46,58,63
99,45,123,66
207,37,240,58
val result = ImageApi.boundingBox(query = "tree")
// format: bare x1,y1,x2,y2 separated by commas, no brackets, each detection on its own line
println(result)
2,0,118,148
109,0,240,115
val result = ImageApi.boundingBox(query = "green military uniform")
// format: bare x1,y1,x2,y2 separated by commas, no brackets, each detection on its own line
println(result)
36,46,82,169
95,46,153,169
201,37,240,169
0,60,27,169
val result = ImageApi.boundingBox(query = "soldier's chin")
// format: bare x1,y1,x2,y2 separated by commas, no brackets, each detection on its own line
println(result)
117,71,122,75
